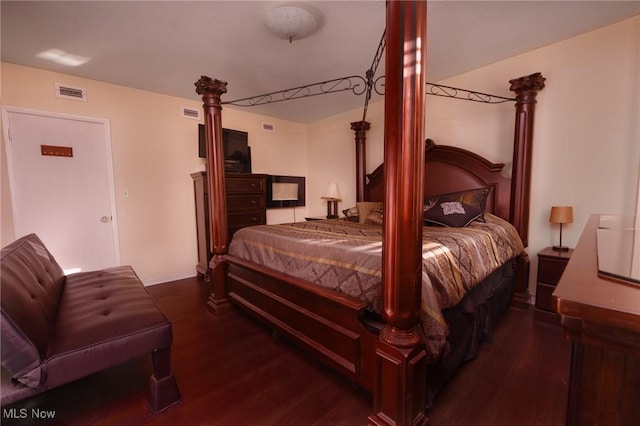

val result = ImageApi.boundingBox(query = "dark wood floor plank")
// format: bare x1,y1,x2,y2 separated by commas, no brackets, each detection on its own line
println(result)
1,277,569,425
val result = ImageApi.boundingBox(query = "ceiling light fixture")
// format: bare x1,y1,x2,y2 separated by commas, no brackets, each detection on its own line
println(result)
36,49,89,67
265,5,318,44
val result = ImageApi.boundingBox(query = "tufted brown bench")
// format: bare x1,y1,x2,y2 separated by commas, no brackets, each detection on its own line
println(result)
0,233,180,412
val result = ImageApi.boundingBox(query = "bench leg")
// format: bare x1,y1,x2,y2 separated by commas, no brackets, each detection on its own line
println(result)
148,347,181,413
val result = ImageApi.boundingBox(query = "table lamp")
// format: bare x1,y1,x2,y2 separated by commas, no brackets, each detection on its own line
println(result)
549,206,573,251
321,183,341,219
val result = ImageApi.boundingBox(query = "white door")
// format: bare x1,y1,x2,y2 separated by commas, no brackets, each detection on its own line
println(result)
3,107,119,273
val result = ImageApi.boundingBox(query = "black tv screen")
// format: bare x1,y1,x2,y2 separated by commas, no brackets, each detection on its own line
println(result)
198,125,251,173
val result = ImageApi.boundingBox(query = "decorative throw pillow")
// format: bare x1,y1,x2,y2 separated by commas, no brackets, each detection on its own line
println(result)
364,208,384,226
342,206,359,222
425,187,491,222
423,201,482,228
356,202,383,224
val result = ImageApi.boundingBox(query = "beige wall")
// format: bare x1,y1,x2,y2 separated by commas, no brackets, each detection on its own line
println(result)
307,102,380,216
433,16,640,296
310,17,640,297
1,63,308,284
2,16,638,294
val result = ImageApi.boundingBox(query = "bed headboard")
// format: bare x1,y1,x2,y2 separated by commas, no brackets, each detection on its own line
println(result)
364,139,511,221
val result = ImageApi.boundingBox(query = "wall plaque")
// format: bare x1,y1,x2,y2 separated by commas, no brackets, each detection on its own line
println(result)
41,145,73,157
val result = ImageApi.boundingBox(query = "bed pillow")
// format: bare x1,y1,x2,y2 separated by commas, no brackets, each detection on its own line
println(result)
425,187,491,222
364,207,384,226
356,202,383,224
342,206,359,222
423,201,482,228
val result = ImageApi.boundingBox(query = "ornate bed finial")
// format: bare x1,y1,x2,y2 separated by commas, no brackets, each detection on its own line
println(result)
509,72,546,94
195,76,228,96
350,120,370,134
425,138,436,151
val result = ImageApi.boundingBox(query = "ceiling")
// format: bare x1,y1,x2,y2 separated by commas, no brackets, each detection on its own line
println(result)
2,1,639,123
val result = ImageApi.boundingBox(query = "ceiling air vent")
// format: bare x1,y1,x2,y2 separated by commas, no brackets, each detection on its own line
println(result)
181,107,201,120
55,83,87,102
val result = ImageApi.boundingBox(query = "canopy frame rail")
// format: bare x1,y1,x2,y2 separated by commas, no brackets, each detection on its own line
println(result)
373,76,515,104
425,82,515,103
221,75,368,107
361,29,386,123
222,76,515,110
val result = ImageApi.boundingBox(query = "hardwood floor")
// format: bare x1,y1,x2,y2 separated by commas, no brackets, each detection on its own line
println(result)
2,277,570,425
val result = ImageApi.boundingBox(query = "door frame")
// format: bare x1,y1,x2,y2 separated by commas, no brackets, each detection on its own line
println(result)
2,105,121,266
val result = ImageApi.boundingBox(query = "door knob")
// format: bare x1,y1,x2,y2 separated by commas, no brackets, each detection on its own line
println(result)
101,216,110,223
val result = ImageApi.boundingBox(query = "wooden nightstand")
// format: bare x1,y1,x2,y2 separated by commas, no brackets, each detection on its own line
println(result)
535,246,573,323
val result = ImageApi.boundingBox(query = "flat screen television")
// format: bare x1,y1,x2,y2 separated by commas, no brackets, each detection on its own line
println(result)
198,124,251,174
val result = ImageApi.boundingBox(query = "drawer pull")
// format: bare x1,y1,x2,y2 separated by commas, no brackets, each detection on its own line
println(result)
252,217,258,221
251,200,257,205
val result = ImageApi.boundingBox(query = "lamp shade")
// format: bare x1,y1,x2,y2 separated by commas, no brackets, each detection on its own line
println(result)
549,206,573,224
321,182,341,200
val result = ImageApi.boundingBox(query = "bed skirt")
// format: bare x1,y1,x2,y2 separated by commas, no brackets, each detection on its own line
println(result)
425,257,516,407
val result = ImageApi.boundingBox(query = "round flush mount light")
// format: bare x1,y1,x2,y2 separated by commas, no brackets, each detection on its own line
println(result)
265,5,318,43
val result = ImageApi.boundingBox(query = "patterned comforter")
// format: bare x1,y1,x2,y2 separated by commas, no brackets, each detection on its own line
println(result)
228,214,524,360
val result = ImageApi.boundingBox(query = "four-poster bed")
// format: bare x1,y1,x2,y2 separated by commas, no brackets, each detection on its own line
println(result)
194,2,545,424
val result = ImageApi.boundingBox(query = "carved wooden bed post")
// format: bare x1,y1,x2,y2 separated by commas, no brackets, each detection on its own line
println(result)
351,120,370,202
509,72,546,307
509,72,545,246
368,2,428,425
195,76,233,315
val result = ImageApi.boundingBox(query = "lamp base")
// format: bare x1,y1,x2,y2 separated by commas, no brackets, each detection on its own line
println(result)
325,200,339,220
552,245,570,252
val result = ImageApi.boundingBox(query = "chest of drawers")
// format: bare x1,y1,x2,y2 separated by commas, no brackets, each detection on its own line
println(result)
192,172,266,280
225,174,267,237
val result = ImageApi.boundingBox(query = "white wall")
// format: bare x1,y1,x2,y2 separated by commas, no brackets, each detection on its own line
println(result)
1,63,308,284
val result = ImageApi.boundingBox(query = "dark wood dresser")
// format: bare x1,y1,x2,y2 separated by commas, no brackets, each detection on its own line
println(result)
191,172,267,280
535,246,573,323
553,215,640,425
225,173,267,237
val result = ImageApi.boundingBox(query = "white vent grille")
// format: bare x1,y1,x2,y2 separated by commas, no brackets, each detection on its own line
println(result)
181,107,201,120
55,83,87,101
262,122,275,132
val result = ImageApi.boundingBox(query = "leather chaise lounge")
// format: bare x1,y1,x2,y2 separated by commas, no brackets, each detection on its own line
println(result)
0,233,180,412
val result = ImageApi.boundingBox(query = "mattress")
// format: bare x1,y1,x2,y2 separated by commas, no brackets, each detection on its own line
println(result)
228,213,524,360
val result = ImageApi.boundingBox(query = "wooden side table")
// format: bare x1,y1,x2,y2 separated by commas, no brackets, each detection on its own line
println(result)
535,246,573,323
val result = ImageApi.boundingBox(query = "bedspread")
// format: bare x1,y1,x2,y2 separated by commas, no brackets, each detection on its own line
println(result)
228,214,523,360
